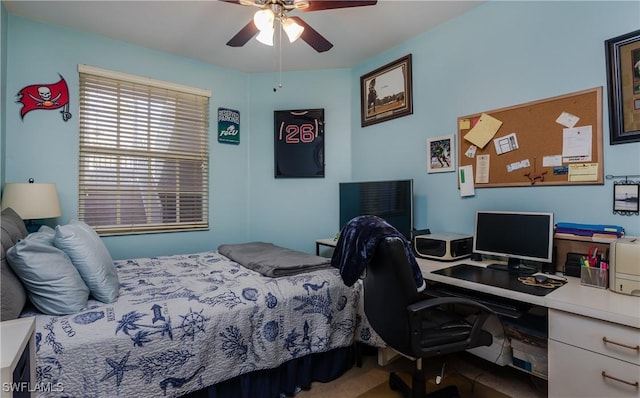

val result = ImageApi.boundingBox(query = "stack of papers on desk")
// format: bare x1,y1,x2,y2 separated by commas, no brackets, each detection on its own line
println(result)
555,222,624,239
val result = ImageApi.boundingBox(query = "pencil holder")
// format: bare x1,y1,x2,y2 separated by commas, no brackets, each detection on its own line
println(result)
580,267,608,289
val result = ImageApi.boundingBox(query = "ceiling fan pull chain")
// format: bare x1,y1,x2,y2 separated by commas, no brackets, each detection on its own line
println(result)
274,20,283,92
278,20,283,89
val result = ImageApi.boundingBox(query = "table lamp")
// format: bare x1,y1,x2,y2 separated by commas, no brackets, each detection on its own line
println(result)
1,179,61,232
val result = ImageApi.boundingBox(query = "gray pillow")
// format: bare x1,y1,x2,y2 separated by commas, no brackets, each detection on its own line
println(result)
54,220,119,303
1,207,29,321
6,229,90,315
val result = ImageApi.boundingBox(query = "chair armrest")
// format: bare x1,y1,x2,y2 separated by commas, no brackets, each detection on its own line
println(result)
407,296,492,314
407,297,494,357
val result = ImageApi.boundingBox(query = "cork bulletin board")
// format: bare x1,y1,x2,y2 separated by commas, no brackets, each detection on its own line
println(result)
457,87,603,187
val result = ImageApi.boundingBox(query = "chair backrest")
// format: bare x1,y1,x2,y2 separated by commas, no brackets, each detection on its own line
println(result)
363,236,420,357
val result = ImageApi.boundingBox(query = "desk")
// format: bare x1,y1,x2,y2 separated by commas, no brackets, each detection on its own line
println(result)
316,238,337,256
417,257,640,397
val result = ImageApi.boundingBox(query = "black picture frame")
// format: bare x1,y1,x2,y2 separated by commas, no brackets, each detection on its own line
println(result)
605,29,640,144
274,109,325,178
360,54,413,127
613,182,640,214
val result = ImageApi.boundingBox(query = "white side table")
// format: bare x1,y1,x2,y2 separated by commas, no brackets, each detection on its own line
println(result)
1,317,36,398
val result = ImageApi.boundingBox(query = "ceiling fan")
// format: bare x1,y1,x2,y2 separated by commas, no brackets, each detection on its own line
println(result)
223,0,377,52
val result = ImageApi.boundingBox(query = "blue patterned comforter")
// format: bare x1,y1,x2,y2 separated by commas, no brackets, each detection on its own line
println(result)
22,250,384,397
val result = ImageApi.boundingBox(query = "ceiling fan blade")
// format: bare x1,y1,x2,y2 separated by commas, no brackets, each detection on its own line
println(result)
301,1,377,12
219,0,261,6
226,20,259,47
289,16,333,52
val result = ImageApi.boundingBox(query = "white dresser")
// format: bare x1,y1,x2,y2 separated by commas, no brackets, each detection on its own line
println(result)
548,309,639,397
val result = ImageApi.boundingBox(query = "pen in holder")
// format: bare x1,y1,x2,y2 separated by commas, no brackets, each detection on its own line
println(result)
580,266,608,289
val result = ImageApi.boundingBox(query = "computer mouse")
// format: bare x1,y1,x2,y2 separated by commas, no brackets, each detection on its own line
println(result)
534,274,549,284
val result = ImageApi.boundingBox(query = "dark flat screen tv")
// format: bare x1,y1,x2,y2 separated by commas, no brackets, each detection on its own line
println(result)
339,179,413,238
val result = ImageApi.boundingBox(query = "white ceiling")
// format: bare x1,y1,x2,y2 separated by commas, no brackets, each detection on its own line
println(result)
4,0,483,73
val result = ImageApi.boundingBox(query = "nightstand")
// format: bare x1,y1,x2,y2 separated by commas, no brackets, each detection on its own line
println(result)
1,317,36,398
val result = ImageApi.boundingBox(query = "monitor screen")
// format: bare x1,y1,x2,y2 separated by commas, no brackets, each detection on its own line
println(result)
339,179,413,239
473,211,554,270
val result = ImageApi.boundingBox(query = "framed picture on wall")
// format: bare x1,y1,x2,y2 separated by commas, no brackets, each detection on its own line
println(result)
274,109,325,178
427,134,455,173
613,182,639,214
360,54,413,127
605,29,640,144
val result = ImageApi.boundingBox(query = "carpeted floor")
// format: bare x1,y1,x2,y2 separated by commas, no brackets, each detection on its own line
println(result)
296,350,547,398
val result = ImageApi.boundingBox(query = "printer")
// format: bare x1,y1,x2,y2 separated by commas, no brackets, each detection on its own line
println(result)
414,232,473,261
609,237,640,296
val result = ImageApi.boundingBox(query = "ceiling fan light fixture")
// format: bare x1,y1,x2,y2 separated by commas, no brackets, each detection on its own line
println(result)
253,8,275,32
282,18,304,43
256,26,274,46
292,0,310,10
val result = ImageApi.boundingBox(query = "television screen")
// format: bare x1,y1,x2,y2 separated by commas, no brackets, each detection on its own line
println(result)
339,179,413,238
473,210,554,271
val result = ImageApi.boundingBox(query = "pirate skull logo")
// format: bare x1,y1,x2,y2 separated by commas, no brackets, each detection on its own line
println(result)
30,86,62,107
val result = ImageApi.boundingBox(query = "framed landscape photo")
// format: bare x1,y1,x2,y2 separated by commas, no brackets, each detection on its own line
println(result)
613,182,639,214
427,134,455,173
605,29,640,144
360,54,413,127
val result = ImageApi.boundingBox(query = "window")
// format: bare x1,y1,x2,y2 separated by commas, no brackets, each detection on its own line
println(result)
78,65,211,235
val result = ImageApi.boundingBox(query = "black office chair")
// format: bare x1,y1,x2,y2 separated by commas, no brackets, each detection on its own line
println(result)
363,236,495,398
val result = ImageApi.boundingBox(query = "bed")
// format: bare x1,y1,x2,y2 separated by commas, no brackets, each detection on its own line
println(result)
1,208,384,398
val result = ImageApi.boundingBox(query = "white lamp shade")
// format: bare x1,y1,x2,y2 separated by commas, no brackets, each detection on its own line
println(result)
1,183,61,220
282,18,304,43
253,9,275,32
256,26,274,46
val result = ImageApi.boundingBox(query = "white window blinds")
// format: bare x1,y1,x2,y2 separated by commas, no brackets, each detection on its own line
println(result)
78,65,211,235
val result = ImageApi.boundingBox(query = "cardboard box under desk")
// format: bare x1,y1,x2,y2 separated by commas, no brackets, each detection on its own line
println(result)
511,338,548,378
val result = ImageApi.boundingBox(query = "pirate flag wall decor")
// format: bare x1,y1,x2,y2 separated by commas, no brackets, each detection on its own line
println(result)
17,75,72,121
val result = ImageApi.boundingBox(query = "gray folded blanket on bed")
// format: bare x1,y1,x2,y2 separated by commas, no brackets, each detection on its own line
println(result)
218,242,331,277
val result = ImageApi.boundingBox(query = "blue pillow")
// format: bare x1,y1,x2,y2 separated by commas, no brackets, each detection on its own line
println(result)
6,229,90,315
54,220,119,303
1,207,29,321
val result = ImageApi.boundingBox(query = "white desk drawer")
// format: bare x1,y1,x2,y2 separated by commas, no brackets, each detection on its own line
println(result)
549,339,640,397
549,309,640,365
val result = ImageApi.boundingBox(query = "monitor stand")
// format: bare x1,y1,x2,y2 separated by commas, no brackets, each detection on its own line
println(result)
486,258,522,273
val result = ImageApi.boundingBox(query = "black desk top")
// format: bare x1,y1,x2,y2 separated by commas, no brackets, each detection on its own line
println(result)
432,263,563,296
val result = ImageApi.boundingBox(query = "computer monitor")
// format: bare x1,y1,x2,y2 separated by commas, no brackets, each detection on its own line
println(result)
473,210,554,272
339,179,413,239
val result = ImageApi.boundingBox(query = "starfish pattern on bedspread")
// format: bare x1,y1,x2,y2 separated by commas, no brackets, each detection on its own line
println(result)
101,351,138,387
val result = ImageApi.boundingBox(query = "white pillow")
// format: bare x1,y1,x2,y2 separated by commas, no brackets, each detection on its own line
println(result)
7,229,90,315
54,220,119,303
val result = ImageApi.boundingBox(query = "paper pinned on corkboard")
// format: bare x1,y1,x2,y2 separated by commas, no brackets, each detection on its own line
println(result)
463,113,503,149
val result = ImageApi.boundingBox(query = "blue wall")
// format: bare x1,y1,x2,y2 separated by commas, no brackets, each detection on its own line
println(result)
245,69,353,251
3,14,252,259
2,1,639,260
349,1,640,236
